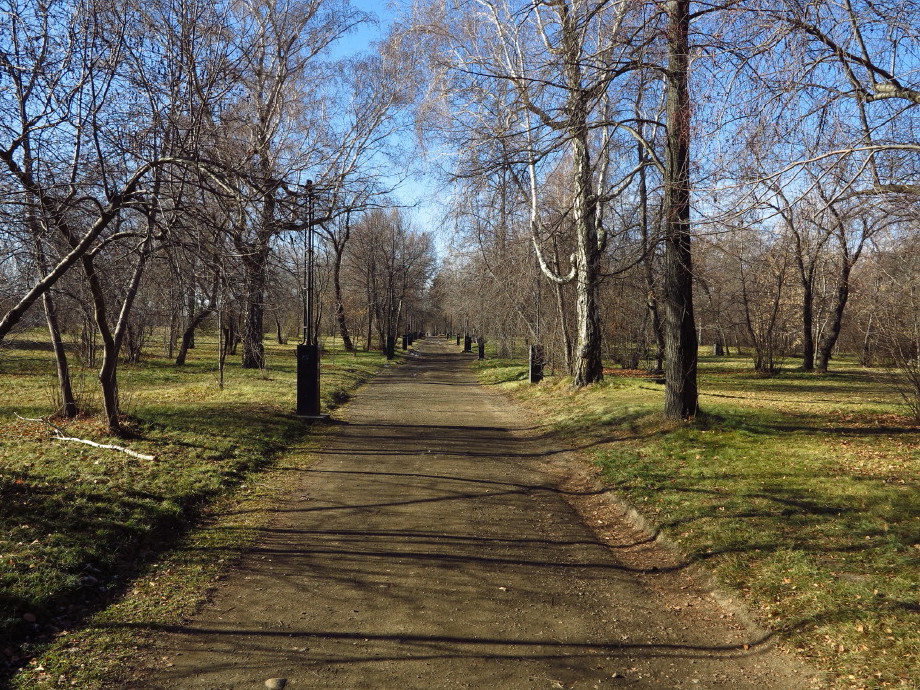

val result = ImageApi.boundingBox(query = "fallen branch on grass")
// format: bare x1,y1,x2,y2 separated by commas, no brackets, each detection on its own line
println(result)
15,413,156,461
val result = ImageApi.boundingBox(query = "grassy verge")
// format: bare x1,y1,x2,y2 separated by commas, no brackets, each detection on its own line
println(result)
0,334,391,686
475,353,919,689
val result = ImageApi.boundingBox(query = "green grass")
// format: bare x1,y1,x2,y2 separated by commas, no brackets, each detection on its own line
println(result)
474,358,531,385
0,332,390,685
11,439,326,688
477,354,920,689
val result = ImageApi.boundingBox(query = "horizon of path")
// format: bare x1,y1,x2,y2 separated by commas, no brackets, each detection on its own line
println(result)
128,337,821,689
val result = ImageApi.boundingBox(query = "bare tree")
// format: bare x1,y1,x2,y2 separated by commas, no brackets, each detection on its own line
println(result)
312,38,417,351
775,0,919,192
347,209,436,357
660,0,699,417
0,0,168,343
736,228,793,374
763,186,832,371
216,0,363,369
813,191,889,372
415,0,652,387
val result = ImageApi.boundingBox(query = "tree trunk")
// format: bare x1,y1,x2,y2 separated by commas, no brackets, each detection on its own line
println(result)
24,137,77,416
816,263,851,373
81,227,152,435
97,339,121,434
184,289,196,349
223,316,238,356
332,247,354,351
571,244,603,386
240,170,276,369
639,142,665,375
648,296,665,373
662,0,698,419
80,316,97,367
241,247,268,369
791,234,817,372
80,253,122,435
175,306,214,365
42,289,77,418
217,308,226,390
740,270,762,370
551,243,573,374
32,232,78,418
801,278,815,371
563,8,603,388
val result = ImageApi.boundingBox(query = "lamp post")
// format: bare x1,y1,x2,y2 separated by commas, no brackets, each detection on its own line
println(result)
530,246,544,383
296,180,321,417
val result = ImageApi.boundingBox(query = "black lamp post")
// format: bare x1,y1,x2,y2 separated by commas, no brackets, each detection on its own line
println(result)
296,180,321,417
530,248,544,383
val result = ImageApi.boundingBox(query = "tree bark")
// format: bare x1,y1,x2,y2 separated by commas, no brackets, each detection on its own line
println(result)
332,246,354,351
184,287,197,349
81,254,121,435
32,225,77,418
240,245,268,369
789,226,820,372
801,277,815,371
570,142,603,386
175,306,214,366
42,289,77,418
518,2,604,387
662,0,698,419
562,6,602,387
639,143,665,374
81,231,152,436
554,282,573,374
816,263,851,373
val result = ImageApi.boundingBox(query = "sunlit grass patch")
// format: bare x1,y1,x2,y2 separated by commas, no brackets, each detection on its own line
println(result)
473,357,529,387
0,331,388,683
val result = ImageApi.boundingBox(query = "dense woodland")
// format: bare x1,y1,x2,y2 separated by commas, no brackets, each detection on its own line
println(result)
1,0,919,432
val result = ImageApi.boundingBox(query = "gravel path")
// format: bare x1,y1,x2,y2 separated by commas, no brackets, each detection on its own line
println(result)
131,338,821,689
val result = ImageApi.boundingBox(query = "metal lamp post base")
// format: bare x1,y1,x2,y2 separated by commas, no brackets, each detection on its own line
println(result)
296,343,326,420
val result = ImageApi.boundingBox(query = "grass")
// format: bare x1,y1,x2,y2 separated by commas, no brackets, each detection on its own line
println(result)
0,332,392,686
475,352,920,689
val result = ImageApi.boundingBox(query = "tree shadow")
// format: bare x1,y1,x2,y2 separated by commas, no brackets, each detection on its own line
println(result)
0,471,192,681
0,405,312,684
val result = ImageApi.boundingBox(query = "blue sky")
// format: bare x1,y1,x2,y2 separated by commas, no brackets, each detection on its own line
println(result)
331,0,397,58
331,1,450,249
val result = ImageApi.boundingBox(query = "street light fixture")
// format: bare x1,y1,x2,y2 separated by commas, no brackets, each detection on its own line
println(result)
296,180,322,418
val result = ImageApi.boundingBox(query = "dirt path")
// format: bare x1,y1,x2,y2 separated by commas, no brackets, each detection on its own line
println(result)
130,338,821,689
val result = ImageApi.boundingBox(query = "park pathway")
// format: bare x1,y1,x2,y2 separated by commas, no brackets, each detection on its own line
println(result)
132,338,819,689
